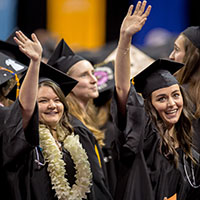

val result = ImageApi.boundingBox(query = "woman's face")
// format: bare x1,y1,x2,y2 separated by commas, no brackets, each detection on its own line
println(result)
169,34,185,63
38,86,64,128
68,60,98,105
151,84,183,129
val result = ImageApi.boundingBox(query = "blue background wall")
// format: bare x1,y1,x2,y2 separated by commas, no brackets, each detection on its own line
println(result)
130,0,189,47
0,0,18,40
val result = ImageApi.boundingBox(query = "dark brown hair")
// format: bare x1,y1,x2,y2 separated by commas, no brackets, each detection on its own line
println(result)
174,34,200,118
144,85,195,166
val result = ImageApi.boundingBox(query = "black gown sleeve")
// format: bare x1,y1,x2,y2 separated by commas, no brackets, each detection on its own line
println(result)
70,116,113,200
111,84,147,155
0,99,39,167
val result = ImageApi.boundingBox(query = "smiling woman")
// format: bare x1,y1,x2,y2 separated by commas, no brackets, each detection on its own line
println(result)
151,84,183,129
47,39,113,199
38,85,64,129
112,1,200,200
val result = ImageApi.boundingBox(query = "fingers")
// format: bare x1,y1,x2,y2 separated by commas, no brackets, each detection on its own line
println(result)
126,5,134,17
144,5,152,17
31,33,39,43
133,1,151,17
134,1,142,15
13,36,24,48
15,31,28,43
138,1,147,15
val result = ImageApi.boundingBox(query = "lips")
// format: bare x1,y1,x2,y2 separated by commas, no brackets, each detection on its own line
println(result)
165,109,178,118
44,111,58,115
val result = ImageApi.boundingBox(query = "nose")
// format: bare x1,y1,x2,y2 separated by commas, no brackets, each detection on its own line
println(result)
169,50,175,60
90,73,97,84
48,99,56,109
168,98,175,106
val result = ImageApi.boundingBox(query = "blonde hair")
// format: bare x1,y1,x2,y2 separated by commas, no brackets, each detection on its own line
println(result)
66,93,105,147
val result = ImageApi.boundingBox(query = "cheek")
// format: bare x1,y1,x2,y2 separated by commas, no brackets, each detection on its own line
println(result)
176,52,185,63
72,81,88,93
58,105,64,115
153,102,166,113
38,105,46,122
177,99,183,109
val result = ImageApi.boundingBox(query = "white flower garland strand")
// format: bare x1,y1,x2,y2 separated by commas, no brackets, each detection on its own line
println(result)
39,124,92,200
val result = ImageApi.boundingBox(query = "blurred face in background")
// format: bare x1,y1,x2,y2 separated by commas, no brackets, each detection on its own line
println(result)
68,60,98,107
169,34,185,63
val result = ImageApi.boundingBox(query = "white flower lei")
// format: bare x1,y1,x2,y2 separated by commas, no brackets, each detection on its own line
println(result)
39,124,92,200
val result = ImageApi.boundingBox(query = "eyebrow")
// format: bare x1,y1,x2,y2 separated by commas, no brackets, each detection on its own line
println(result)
155,89,180,98
174,43,180,49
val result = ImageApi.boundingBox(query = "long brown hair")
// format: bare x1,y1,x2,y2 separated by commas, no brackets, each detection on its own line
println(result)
144,85,195,167
174,34,200,118
66,93,105,147
38,81,73,141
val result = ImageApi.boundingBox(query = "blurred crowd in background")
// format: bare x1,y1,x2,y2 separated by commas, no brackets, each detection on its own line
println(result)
0,0,199,64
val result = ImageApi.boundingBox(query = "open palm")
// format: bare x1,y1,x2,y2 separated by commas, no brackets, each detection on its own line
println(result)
14,31,42,61
121,1,151,37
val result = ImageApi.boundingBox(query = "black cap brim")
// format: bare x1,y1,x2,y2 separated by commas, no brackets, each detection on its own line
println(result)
7,61,78,101
0,52,28,85
134,58,184,98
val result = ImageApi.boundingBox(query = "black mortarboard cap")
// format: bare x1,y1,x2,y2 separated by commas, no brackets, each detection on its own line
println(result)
39,62,78,96
134,58,184,98
93,61,115,107
47,39,84,73
182,26,200,49
0,52,28,86
7,61,78,100
0,37,29,66
6,27,20,45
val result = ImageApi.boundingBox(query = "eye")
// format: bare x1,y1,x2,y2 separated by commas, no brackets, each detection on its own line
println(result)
157,97,166,102
80,72,87,77
54,98,61,103
38,99,48,103
173,92,180,98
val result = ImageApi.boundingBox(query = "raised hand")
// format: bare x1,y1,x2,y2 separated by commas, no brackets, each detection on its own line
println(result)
120,1,151,38
14,31,42,62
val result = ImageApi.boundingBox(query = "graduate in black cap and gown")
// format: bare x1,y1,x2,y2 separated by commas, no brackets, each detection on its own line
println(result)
4,31,95,200
0,30,42,199
0,33,30,106
112,1,200,200
47,39,113,199
169,26,200,154
93,61,119,197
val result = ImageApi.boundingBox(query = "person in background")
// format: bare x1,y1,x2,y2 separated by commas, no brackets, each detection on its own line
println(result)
93,61,118,197
169,26,200,153
0,33,29,106
0,30,42,199
112,1,200,200
47,40,113,199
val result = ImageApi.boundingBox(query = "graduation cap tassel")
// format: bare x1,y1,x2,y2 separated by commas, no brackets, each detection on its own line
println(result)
15,74,20,99
0,66,20,99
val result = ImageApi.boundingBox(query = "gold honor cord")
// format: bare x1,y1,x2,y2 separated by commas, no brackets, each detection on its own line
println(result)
131,78,135,85
0,66,20,99
94,144,102,168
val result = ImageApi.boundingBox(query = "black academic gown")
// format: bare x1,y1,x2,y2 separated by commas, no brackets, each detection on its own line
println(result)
70,115,113,200
101,115,118,198
111,84,200,200
0,99,39,199
0,100,77,200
